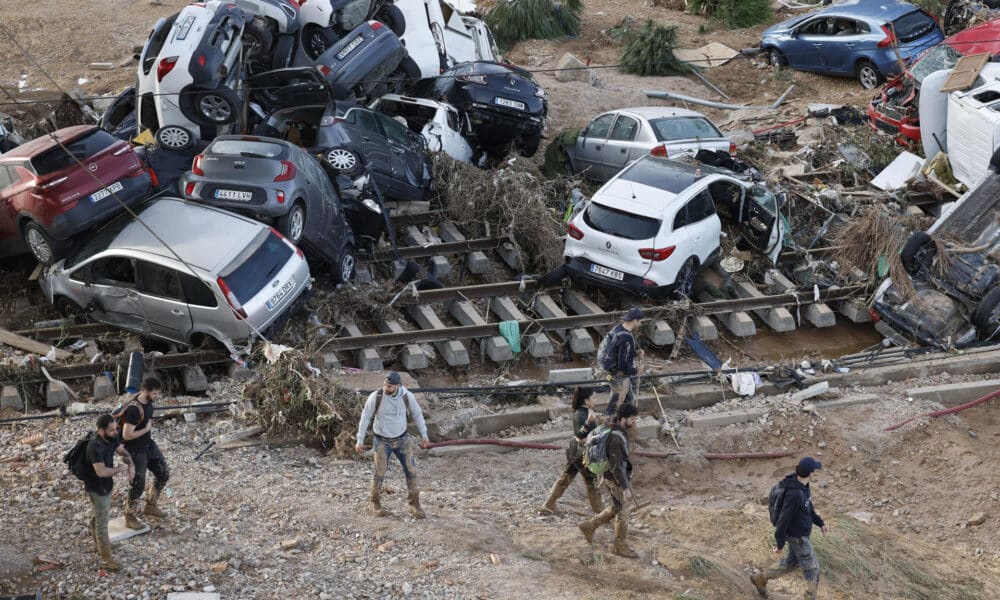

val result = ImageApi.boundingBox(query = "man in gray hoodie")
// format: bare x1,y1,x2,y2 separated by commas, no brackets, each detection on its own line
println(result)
356,371,430,518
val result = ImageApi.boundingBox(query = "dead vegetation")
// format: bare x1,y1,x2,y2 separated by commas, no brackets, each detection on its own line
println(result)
830,207,917,297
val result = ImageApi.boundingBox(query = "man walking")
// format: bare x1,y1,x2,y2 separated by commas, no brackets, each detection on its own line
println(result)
85,414,134,571
577,404,639,558
121,376,170,529
355,371,431,519
598,307,644,417
751,457,829,600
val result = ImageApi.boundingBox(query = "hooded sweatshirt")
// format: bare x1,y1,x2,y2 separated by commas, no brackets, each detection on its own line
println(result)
774,473,825,550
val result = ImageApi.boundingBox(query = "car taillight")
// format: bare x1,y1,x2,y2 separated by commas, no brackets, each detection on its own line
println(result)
457,75,488,85
184,182,195,195
566,222,584,240
192,154,204,176
271,226,303,258
276,190,285,204
638,246,675,261
650,145,668,157
868,308,882,322
642,278,657,287
197,54,206,67
146,168,159,188
729,141,737,155
371,21,383,31
216,277,247,320
319,115,345,126
318,64,331,75
157,56,178,82
274,160,295,182
877,25,896,48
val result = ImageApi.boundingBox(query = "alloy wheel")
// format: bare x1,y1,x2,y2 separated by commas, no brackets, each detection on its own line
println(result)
199,94,232,123
288,206,305,243
157,126,191,149
340,253,355,283
26,227,52,264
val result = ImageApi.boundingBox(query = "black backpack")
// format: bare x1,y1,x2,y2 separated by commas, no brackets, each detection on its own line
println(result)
597,329,623,372
63,432,95,481
768,479,788,525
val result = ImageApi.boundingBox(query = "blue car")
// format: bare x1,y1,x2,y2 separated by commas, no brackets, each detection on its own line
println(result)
760,0,943,89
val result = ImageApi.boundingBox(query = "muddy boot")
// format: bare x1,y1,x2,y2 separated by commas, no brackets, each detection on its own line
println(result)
578,507,615,543
803,578,818,600
585,481,604,514
611,517,639,558
750,572,769,598
407,488,426,520
368,483,390,517
124,499,146,530
96,537,121,572
144,487,166,518
539,474,571,515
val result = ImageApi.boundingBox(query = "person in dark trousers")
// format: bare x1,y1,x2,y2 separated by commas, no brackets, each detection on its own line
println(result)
355,371,430,519
85,414,134,571
751,457,829,600
121,376,170,529
601,307,644,417
539,387,603,515
577,404,639,558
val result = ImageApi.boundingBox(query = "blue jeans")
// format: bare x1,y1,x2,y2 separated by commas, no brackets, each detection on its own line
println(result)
774,536,820,582
372,433,418,492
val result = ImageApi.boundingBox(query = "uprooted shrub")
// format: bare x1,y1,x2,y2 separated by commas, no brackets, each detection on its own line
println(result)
486,0,582,48
619,21,696,76
686,0,771,29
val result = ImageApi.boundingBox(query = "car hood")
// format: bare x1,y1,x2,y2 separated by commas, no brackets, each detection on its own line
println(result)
762,13,810,37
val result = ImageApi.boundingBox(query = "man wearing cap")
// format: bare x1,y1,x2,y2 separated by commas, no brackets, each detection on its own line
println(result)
751,457,829,600
355,372,431,519
599,307,645,417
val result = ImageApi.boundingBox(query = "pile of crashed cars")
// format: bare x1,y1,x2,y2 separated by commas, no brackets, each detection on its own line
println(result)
0,0,550,356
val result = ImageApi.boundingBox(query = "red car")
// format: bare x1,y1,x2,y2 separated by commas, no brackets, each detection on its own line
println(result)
0,126,155,265
868,19,1000,148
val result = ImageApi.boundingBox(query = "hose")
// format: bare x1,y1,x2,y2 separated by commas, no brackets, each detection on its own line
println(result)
884,387,1000,431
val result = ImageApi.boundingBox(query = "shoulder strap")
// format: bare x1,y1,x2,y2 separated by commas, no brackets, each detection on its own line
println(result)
375,388,413,421
373,389,384,416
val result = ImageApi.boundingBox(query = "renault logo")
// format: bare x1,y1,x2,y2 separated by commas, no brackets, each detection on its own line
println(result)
605,241,612,249
88,163,97,172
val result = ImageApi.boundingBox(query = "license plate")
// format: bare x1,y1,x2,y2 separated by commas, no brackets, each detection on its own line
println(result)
266,276,295,310
89,181,124,203
214,189,253,201
336,35,364,60
494,97,525,111
175,15,196,41
590,264,624,281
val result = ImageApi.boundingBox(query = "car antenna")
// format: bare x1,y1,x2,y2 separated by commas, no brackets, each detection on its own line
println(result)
630,182,637,199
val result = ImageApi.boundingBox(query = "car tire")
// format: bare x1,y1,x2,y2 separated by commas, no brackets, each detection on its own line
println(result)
278,202,306,245
155,125,195,150
974,287,1000,340
335,246,356,284
243,18,274,60
191,88,239,125
100,87,136,131
325,147,365,177
766,48,787,68
518,133,542,158
23,221,62,266
900,231,934,275
54,296,86,320
397,56,421,91
674,257,699,298
377,4,406,37
855,60,883,90
303,24,338,60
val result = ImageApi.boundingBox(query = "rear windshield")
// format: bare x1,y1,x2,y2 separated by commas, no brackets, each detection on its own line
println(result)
910,43,962,83
208,140,285,158
618,158,700,194
650,117,722,141
583,202,661,240
31,130,118,176
220,232,293,303
891,10,936,43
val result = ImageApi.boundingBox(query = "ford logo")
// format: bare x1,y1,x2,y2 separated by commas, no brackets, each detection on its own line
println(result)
272,279,280,288
88,163,97,172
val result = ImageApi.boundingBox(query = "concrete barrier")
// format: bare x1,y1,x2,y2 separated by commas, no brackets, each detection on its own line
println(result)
906,379,1000,406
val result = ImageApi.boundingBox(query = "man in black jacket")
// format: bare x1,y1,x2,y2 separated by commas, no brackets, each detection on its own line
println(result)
751,457,829,600
600,307,644,417
121,377,170,529
85,414,134,571
577,404,639,558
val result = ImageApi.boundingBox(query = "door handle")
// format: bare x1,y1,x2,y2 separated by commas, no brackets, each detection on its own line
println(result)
126,292,139,300
813,43,822,48
171,309,184,316
620,148,626,153
595,145,602,150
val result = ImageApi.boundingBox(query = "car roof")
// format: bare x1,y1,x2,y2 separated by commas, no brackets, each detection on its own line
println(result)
818,0,919,20
0,125,97,160
612,107,708,120
946,18,1000,55
107,197,265,273
594,156,734,218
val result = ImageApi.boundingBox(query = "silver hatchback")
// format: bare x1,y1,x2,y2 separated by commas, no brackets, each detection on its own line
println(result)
39,197,312,355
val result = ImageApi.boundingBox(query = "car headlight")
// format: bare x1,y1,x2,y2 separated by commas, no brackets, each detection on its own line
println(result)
362,198,381,214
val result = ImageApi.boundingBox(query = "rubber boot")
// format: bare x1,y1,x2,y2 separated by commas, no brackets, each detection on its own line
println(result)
578,507,615,543
584,480,604,514
611,516,639,558
407,489,426,520
124,499,146,530
803,578,819,600
539,474,571,515
368,483,390,517
96,537,121,572
144,487,165,518
750,572,769,598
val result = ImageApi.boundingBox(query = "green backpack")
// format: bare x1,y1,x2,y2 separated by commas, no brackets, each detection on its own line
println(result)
582,425,627,475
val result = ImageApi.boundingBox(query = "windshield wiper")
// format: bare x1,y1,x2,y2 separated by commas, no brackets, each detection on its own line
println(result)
239,152,267,158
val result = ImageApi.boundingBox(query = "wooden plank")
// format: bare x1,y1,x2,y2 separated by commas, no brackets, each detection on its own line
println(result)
0,327,71,359
940,53,990,93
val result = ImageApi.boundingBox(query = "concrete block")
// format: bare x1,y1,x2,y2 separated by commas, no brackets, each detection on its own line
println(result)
548,368,593,384
688,315,718,341
490,297,553,358
805,303,837,328
439,221,489,274
721,311,756,337
806,394,879,410
906,379,1000,406
46,382,69,408
470,406,553,437
315,352,340,370
497,242,522,270
181,366,209,393
562,289,605,317
523,334,554,358
405,226,450,278
108,516,150,542
789,381,830,402
341,324,383,372
227,362,254,382
92,375,115,401
407,305,469,367
733,281,795,332
429,255,451,278
447,300,513,362
643,321,675,347
838,298,872,323
355,265,374,285
378,319,428,371
687,408,766,430
533,294,595,354
1,385,24,411
385,200,430,214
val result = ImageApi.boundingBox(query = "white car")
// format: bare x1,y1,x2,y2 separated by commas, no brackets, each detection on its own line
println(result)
567,107,733,183
394,0,500,78
370,93,474,163
563,156,783,299
136,1,248,150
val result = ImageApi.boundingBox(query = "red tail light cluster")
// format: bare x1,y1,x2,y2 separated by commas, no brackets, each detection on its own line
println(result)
371,21,383,31
274,160,296,182
567,222,584,240
157,56,178,82
146,168,159,188
638,246,675,261
216,276,247,320
877,25,897,48
191,154,204,176
729,141,737,155
184,182,195,196
650,145,668,157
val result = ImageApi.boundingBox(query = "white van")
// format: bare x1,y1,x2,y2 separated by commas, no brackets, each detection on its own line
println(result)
941,63,1000,187
394,0,500,78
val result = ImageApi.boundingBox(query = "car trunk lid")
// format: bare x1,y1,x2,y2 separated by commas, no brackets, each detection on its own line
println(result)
35,136,142,206
217,228,303,330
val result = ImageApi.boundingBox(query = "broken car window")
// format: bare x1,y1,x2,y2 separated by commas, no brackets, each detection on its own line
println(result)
608,116,639,142
650,117,722,142
585,114,615,139
910,43,963,84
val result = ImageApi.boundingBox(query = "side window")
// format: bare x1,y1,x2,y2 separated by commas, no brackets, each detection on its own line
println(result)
608,116,639,142
0,165,15,191
688,190,716,223
377,113,411,145
799,18,831,36
672,205,690,230
180,273,218,308
833,19,860,35
446,109,459,131
585,114,615,139
137,261,183,301
354,110,381,135
91,256,136,287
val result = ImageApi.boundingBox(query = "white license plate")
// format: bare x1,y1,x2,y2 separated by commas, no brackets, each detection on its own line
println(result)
266,276,295,310
590,264,624,281
175,15,196,41
214,189,253,201
494,97,526,111
89,181,124,203
336,35,364,60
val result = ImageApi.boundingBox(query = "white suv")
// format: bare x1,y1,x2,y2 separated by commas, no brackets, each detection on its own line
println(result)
563,156,783,299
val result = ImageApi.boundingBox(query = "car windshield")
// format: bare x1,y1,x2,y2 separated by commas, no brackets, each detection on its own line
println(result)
910,43,963,83
208,140,285,158
31,130,118,176
891,10,936,43
220,231,293,303
749,186,777,214
618,158,701,194
583,201,661,240
649,117,722,141
64,197,158,268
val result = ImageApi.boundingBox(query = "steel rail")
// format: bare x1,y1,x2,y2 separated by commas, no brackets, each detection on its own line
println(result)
357,237,505,263
391,280,537,305
0,350,232,385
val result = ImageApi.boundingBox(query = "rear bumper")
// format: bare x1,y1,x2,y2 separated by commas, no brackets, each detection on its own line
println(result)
47,170,152,239
565,256,676,300
260,279,313,339
182,179,285,216
466,104,544,141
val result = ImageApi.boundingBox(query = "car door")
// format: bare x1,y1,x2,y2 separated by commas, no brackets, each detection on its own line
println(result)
574,113,615,180
296,150,336,260
85,255,149,333
817,18,868,75
376,112,426,201
350,108,394,193
786,17,831,71
135,259,193,343
601,114,642,176
675,189,721,264
739,184,784,264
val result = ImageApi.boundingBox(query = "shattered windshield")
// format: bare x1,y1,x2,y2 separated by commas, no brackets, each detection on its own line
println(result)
910,44,963,84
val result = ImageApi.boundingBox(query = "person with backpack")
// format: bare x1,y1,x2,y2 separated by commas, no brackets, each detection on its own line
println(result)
121,376,170,530
598,307,645,417
84,414,134,571
577,404,639,558
538,387,603,516
355,371,430,519
751,457,829,600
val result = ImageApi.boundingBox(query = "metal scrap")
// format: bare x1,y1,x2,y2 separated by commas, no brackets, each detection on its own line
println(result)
644,85,795,111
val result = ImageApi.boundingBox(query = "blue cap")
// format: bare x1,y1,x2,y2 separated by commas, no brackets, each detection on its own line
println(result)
385,371,402,385
797,457,822,476
623,307,644,321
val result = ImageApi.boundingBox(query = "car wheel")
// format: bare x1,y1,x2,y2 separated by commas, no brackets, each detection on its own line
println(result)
155,125,194,150
243,18,274,60
23,222,61,266
900,231,934,275
54,296,86,321
193,89,239,125
974,287,1000,340
377,4,406,37
856,60,883,90
278,202,306,245
767,48,787,68
336,247,356,284
518,133,542,158
674,257,698,298
325,147,364,176
304,25,338,59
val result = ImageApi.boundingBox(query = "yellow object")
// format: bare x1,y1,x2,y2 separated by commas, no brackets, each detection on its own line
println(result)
133,129,155,146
